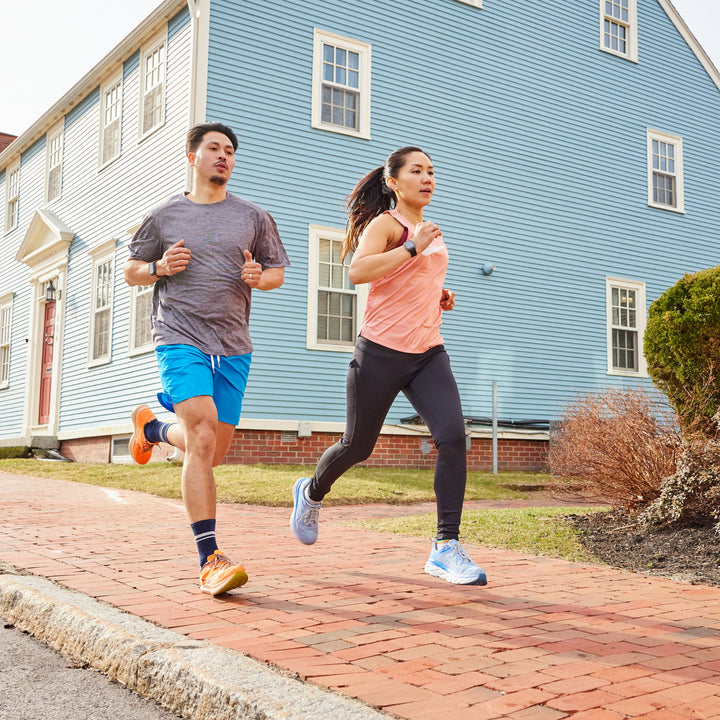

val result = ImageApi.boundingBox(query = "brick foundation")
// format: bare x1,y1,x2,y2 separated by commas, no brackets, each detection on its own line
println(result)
61,430,548,471
222,430,548,471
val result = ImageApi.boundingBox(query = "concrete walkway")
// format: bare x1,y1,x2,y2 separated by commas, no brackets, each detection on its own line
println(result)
1,469,720,720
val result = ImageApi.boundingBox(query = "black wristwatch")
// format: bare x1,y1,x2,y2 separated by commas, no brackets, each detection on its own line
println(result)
403,239,417,257
148,261,159,277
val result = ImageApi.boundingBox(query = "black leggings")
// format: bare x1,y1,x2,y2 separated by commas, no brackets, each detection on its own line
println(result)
309,336,467,540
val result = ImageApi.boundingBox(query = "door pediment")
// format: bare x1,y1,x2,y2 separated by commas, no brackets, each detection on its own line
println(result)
15,208,74,271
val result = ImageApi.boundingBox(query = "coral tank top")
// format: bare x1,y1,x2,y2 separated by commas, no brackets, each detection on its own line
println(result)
359,209,448,353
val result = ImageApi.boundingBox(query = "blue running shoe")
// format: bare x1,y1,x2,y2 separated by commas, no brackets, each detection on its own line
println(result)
290,477,321,545
424,539,487,585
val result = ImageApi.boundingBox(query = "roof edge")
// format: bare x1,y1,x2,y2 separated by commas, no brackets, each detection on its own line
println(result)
0,0,186,170
657,0,720,93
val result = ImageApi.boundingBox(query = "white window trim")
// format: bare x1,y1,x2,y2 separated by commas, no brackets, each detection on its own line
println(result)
307,224,367,352
5,162,20,233
87,239,117,367
128,283,154,356
606,276,648,377
600,0,638,63
647,128,685,213
45,123,64,205
312,29,371,140
454,0,482,6
99,73,123,168
138,31,167,140
0,291,13,389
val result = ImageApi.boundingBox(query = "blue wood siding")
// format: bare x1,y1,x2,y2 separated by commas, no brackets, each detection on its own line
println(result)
202,0,720,425
66,88,100,129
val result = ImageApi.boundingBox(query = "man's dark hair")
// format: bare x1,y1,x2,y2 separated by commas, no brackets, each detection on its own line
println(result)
186,122,238,155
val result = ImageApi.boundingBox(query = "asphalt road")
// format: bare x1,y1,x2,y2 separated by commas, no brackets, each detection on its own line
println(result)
0,619,184,720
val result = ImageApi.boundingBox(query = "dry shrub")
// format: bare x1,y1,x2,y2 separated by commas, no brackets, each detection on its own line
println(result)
641,419,720,533
549,388,681,509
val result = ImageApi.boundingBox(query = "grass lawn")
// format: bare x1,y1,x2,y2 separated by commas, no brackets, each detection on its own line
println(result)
0,458,546,506
0,459,603,563
354,506,608,563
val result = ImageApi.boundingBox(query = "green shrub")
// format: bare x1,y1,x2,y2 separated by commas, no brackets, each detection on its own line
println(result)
644,266,720,436
0,446,30,459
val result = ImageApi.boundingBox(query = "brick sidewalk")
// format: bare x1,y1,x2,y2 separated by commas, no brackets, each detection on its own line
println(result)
2,470,720,720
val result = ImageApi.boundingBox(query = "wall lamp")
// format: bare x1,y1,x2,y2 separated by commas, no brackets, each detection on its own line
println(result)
45,279,56,302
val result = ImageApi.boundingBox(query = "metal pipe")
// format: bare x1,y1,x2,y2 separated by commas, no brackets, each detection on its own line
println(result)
492,381,498,474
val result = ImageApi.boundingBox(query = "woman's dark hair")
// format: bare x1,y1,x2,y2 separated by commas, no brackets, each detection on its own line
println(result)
342,146,430,261
186,122,239,154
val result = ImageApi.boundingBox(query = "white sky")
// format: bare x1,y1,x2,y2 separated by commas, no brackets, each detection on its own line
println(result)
0,0,718,136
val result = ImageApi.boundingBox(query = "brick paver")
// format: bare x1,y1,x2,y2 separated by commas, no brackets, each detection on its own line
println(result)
2,470,720,720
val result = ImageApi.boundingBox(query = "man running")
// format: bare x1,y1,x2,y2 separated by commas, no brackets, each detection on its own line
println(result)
124,122,289,595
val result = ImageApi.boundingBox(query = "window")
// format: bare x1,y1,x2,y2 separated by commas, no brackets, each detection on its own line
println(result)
46,127,63,203
606,277,647,376
647,129,684,213
129,284,153,353
89,256,114,364
140,37,166,136
5,164,19,232
600,0,638,62
0,293,12,388
307,225,367,351
100,77,122,166
312,30,371,140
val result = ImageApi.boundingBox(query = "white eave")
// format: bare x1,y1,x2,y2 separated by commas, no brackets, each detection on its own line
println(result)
0,0,186,172
657,0,720,92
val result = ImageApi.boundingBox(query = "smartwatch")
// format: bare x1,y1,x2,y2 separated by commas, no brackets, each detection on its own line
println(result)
148,261,159,277
403,239,417,257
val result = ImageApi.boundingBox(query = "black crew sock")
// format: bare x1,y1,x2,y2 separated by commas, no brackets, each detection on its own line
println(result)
191,518,219,567
145,419,172,444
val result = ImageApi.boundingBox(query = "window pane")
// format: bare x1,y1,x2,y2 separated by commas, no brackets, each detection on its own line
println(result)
319,262,331,286
323,44,334,62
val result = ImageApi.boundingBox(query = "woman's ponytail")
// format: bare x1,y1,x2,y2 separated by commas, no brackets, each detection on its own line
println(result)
341,166,394,261
341,146,428,262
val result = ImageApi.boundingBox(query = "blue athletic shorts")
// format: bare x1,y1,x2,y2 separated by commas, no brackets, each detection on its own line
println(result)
155,344,252,426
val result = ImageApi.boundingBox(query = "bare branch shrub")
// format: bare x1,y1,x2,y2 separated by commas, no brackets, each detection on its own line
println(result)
549,388,681,509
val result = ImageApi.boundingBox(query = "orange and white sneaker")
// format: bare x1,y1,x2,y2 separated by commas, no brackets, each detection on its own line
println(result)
130,404,158,465
200,550,248,596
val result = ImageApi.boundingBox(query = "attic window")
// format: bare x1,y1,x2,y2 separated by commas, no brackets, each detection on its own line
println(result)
600,0,638,62
140,36,166,137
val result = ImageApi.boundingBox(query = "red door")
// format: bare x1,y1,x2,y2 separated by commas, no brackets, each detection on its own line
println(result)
38,300,56,425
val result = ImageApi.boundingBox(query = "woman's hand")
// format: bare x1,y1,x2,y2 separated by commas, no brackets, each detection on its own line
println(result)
413,221,442,253
440,288,456,311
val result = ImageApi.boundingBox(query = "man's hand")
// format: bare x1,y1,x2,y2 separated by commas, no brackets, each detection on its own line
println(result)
157,239,192,276
241,249,263,288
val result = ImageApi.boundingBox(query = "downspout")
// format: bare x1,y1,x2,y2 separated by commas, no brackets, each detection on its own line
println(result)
186,0,209,190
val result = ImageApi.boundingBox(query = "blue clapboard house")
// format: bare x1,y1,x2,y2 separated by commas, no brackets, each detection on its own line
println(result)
0,0,718,469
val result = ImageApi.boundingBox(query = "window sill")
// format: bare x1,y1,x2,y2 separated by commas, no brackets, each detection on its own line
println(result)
311,122,371,141
599,47,639,63
607,369,649,378
128,345,154,358
307,342,355,353
647,202,685,214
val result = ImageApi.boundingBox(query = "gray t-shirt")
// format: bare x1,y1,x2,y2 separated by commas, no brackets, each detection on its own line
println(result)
129,192,290,356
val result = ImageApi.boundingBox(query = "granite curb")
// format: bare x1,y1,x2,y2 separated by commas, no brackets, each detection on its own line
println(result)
0,567,392,720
